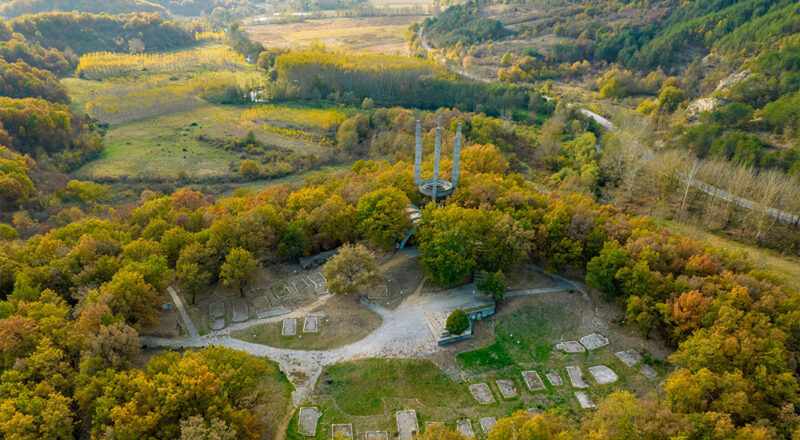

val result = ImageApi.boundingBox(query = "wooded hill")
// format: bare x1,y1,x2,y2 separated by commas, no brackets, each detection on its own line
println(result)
0,0,267,26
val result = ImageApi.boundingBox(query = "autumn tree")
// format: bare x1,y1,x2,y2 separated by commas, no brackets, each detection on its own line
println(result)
323,244,381,295
419,423,467,440
220,247,258,296
477,270,506,300
659,85,684,112
95,268,161,331
585,241,628,297
580,391,689,440
461,143,509,174
357,187,411,250
176,242,214,304
180,416,238,440
84,322,141,369
487,410,573,440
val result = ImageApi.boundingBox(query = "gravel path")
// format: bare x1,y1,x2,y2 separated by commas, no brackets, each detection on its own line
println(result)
144,267,586,405
167,286,198,338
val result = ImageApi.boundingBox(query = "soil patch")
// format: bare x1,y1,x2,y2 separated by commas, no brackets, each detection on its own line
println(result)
231,295,381,350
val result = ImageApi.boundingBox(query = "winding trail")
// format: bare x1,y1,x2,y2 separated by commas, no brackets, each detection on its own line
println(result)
144,266,589,406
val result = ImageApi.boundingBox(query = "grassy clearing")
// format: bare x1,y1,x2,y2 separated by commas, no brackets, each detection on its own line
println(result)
317,358,474,415
455,295,667,411
244,16,425,54
457,301,573,373
73,103,244,179
231,295,382,350
300,294,668,439
64,69,262,124
255,357,296,440
657,219,800,291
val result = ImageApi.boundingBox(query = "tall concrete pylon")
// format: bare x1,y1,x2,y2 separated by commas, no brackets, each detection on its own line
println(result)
452,123,462,187
432,117,442,203
414,120,422,186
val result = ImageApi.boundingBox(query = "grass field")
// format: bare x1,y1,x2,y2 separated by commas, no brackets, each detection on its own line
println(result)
456,302,571,373
74,104,244,179
255,357,297,440
244,16,427,54
231,295,382,350
319,359,474,415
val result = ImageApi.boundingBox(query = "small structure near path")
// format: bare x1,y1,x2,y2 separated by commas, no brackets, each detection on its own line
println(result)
209,302,225,330
640,364,658,379
469,383,495,404
303,316,319,333
231,300,248,323
297,407,321,437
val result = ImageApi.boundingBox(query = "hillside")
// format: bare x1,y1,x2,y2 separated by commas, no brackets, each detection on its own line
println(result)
0,3,798,440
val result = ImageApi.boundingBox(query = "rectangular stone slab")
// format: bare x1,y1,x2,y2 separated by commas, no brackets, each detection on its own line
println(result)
555,341,585,353
566,366,589,388
293,278,312,293
479,417,497,434
209,302,225,319
495,379,517,399
231,301,248,323
545,372,564,386
272,284,293,298
640,364,658,378
331,424,353,440
614,349,642,367
456,419,474,438
365,432,388,440
574,391,595,408
468,383,495,404
522,370,546,391
579,333,609,350
308,272,326,286
282,318,297,336
303,316,319,333
588,365,618,384
297,407,321,436
396,410,418,440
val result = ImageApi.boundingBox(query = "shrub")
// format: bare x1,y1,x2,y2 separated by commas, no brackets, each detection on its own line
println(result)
239,160,260,179
446,309,469,335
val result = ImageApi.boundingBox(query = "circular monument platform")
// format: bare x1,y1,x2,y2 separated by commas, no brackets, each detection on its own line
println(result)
418,178,454,197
